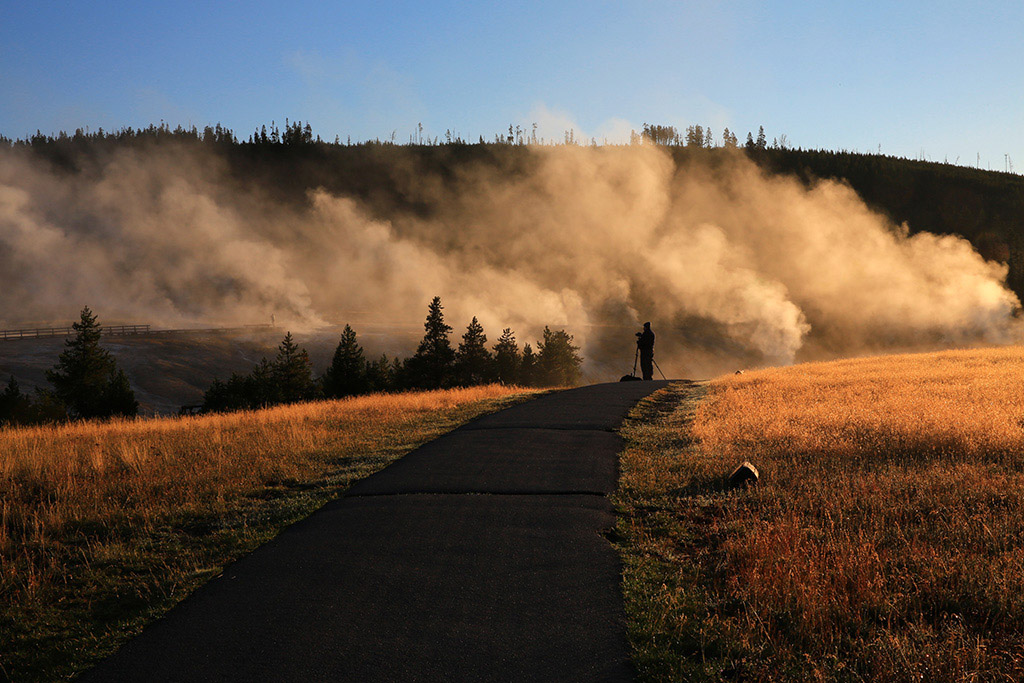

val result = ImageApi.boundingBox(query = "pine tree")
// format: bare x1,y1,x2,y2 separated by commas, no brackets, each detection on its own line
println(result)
493,328,521,385
536,327,583,387
406,296,455,389
746,132,755,149
686,125,705,147
202,368,262,413
756,126,767,150
364,353,393,393
519,343,537,387
29,388,66,424
104,369,139,416
455,317,493,386
273,332,316,403
201,377,232,412
389,357,407,390
323,325,368,397
0,375,28,424
250,359,278,407
46,306,138,419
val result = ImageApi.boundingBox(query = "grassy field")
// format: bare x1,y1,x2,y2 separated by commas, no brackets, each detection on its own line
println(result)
0,385,538,682
615,347,1024,682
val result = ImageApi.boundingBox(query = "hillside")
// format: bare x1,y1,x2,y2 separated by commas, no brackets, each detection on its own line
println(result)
0,325,421,415
749,147,1024,294
12,129,1023,297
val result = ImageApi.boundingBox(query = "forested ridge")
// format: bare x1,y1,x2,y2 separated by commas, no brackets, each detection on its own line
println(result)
748,147,1024,287
6,120,1023,297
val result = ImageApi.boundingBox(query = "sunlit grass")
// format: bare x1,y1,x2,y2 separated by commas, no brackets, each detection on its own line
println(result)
0,385,539,682
616,347,1024,681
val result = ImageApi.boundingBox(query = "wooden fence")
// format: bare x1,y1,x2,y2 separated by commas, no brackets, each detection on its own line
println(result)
0,323,274,342
0,324,151,341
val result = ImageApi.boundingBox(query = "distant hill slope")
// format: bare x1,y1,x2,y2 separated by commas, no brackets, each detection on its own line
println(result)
15,130,1022,284
0,326,421,415
17,129,1022,239
221,141,1024,298
201,140,1024,303
748,147,1024,290
0,332,279,415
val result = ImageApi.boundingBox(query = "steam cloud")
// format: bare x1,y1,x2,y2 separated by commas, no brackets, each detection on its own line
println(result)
0,143,1018,379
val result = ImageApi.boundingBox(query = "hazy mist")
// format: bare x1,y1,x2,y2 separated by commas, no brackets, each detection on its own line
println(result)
0,143,1017,379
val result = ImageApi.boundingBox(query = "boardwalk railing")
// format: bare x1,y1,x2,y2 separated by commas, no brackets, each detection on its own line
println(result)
0,324,151,341
0,323,275,342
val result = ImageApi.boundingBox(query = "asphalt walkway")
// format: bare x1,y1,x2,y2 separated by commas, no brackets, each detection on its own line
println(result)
83,380,670,682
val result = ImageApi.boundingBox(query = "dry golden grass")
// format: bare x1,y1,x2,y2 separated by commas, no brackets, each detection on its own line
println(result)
697,346,1024,469
0,385,537,681
616,348,1024,682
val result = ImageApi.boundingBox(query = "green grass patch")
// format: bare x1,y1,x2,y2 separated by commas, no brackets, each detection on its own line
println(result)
613,380,750,682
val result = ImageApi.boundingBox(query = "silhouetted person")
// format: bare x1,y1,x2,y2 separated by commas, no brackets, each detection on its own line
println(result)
636,322,655,380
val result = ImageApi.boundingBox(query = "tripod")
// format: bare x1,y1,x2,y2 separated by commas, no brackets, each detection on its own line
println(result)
653,357,668,380
634,346,667,380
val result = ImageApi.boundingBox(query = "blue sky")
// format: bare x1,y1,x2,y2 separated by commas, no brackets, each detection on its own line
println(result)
2,0,1021,169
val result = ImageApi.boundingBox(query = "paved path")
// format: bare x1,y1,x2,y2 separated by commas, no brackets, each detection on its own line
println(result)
84,381,671,682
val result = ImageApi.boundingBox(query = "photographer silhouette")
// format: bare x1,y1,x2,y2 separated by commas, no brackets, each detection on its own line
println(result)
636,322,655,381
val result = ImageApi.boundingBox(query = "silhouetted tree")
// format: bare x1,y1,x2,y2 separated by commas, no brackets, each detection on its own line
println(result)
492,328,521,385
105,369,139,417
28,389,66,424
390,356,406,387
201,376,242,413
202,333,317,413
406,296,456,389
686,125,705,148
519,343,538,387
248,358,279,407
455,317,493,385
0,376,31,425
323,325,368,398
365,353,394,393
642,123,679,146
756,126,767,150
0,377,66,425
536,327,583,386
46,306,138,419
273,332,317,403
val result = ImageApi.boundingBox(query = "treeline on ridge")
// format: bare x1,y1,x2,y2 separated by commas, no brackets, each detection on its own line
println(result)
0,298,582,426
200,296,582,414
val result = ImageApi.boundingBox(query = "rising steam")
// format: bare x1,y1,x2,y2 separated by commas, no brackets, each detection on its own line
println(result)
0,143,1017,378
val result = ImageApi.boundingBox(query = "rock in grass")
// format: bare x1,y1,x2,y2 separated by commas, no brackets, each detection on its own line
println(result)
728,461,759,489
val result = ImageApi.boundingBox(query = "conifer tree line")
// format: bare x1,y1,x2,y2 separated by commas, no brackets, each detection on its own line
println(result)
0,307,138,426
3,118,785,152
200,296,583,414
0,299,583,425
